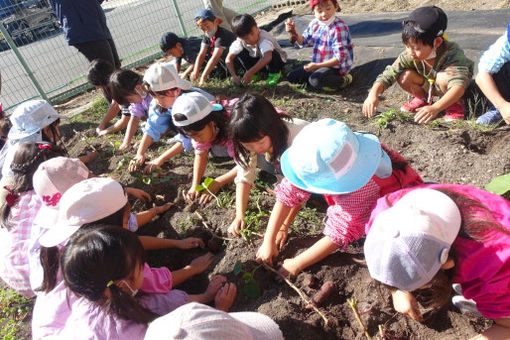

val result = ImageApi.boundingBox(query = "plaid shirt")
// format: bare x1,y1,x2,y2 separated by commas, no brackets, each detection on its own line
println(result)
301,17,353,75
478,32,510,74
0,190,41,297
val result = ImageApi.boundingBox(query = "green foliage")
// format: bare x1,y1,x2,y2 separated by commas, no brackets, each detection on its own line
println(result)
195,177,215,193
87,96,109,120
233,261,261,298
486,173,510,195
375,108,413,129
132,169,172,186
0,289,32,340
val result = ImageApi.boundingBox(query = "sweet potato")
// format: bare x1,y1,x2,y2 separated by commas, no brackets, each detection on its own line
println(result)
305,280,336,309
207,239,219,253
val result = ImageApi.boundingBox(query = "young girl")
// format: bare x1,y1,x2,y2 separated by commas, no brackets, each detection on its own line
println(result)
228,93,308,236
32,178,218,339
256,119,423,276
0,142,66,297
364,185,510,339
129,62,213,174
41,224,236,339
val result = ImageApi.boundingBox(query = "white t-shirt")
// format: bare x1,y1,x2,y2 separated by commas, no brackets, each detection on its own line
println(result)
229,29,287,62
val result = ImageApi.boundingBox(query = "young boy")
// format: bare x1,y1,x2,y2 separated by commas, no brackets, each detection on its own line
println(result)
285,0,353,92
475,23,510,125
87,59,130,135
191,9,236,87
363,6,474,124
226,13,287,86
160,32,202,79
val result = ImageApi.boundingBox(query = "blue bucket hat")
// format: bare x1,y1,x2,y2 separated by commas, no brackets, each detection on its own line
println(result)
195,9,216,24
280,119,390,194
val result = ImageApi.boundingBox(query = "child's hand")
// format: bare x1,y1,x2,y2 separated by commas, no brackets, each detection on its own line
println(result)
129,154,145,172
96,128,108,136
241,73,253,84
275,227,289,251
285,18,296,33
189,252,215,274
190,69,200,82
256,240,279,266
198,78,206,87
153,202,174,215
178,237,205,249
126,187,152,202
197,179,221,205
228,215,246,236
279,257,301,278
500,102,510,124
96,124,106,135
391,289,423,322
303,62,319,72
118,142,130,151
363,93,379,117
232,76,242,86
79,151,98,164
414,105,440,124
215,282,237,312
186,187,198,202
143,159,162,174
203,275,227,302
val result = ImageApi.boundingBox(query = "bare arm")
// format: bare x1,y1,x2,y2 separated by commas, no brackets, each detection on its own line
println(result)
191,46,208,81
200,47,225,85
226,52,239,79
98,100,120,131
120,116,140,149
476,70,510,123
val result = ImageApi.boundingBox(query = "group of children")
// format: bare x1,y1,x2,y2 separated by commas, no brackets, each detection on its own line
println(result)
1,1,510,339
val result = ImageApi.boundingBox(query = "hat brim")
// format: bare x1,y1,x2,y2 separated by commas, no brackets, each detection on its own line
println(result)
39,223,81,248
281,132,382,194
33,204,59,228
7,114,62,140
230,312,283,340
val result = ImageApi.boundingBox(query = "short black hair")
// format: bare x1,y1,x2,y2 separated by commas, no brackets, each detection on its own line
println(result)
401,21,437,47
87,59,115,87
109,69,143,105
160,32,183,52
231,14,257,37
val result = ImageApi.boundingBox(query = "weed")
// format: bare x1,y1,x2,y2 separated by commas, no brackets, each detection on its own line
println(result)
291,207,322,235
0,289,32,340
233,261,262,298
374,108,413,129
87,96,109,120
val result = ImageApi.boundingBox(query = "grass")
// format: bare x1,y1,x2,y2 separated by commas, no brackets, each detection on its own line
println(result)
0,289,32,340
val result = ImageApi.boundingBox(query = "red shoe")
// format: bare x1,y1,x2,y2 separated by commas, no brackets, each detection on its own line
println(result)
444,100,465,121
400,97,427,113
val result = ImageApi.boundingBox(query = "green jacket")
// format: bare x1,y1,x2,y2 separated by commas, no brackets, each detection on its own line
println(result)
375,40,474,90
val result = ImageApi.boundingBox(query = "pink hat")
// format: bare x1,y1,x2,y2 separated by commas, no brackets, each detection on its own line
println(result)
144,302,283,340
39,177,128,247
364,188,462,291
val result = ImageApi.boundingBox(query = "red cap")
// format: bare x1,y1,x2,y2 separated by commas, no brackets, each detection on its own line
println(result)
310,0,337,9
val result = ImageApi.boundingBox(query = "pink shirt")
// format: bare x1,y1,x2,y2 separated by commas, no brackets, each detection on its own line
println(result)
365,184,510,319
0,190,41,297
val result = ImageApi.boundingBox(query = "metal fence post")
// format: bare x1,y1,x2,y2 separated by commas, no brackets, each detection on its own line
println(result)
170,0,187,37
0,22,49,102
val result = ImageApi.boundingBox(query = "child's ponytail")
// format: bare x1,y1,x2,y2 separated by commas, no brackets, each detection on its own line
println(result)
38,246,59,293
61,224,158,324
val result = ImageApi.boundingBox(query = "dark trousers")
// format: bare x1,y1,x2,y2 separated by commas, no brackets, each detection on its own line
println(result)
492,61,510,101
467,61,510,113
287,65,347,91
236,49,285,74
73,38,121,69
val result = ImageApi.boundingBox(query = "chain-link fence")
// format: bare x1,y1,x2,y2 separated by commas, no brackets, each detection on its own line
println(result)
0,0,277,111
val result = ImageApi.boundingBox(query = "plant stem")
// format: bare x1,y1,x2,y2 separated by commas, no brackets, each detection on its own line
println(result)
194,212,235,241
347,298,371,339
262,263,329,326
202,181,223,208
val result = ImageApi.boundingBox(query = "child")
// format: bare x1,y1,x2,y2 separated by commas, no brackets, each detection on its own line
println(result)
32,178,215,339
475,23,510,125
109,69,151,151
256,119,423,276
191,9,236,87
226,13,287,86
364,185,510,338
38,224,235,339
160,32,202,78
129,62,213,173
0,142,66,297
362,6,474,123
285,0,353,92
228,93,309,236
87,59,130,136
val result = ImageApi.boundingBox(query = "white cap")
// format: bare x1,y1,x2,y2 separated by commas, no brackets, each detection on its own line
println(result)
171,92,222,127
144,302,284,340
143,62,191,92
39,177,128,247
8,100,61,140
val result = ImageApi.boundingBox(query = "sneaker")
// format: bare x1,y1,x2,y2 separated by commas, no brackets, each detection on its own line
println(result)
266,72,281,86
476,107,502,125
400,97,427,113
444,100,465,121
451,295,480,315
321,74,353,92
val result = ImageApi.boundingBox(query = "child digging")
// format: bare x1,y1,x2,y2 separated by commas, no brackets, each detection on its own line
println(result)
363,6,474,123
285,0,353,92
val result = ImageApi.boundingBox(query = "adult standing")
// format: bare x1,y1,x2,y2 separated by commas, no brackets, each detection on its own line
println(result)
49,0,121,68
202,0,238,31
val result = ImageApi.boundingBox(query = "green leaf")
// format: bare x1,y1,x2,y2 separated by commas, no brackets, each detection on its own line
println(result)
195,184,205,192
242,272,252,283
142,177,151,185
233,260,242,276
203,177,214,188
114,141,121,147
485,173,510,195
243,280,261,298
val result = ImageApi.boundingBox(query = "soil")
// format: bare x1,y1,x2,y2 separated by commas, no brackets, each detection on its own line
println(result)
11,2,510,340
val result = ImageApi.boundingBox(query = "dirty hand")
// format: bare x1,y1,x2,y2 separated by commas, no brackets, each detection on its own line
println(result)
203,275,228,302
391,289,423,322
362,93,379,117
275,226,289,251
256,240,279,266
279,257,301,278
186,186,198,202
153,202,174,214
189,252,215,275
228,215,246,236
232,76,242,86
215,282,237,312
129,154,145,172
198,179,221,205
303,62,318,72
414,105,440,124
178,237,205,250
143,159,162,174
126,187,152,202
241,72,253,84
